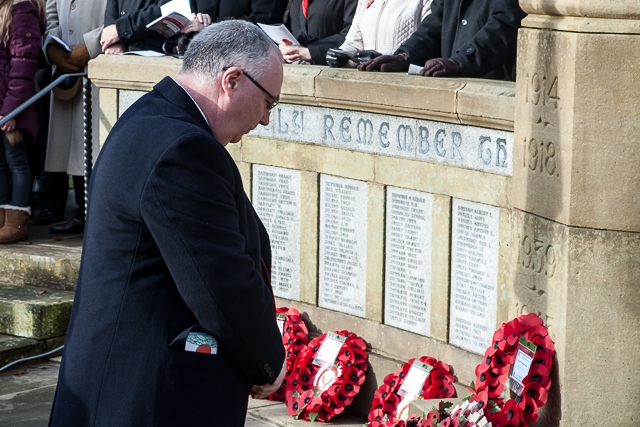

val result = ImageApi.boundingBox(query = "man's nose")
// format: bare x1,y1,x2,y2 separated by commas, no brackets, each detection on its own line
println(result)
260,110,271,126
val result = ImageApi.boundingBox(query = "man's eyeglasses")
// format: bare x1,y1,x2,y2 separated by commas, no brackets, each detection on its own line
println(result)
223,66,279,112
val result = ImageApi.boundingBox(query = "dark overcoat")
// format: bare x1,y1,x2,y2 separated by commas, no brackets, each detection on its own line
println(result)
48,77,285,427
397,0,526,81
192,0,288,25
287,0,357,65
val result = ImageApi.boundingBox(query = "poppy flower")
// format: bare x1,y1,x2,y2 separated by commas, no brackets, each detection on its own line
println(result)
523,380,548,406
532,348,554,370
518,394,539,424
519,312,543,328
419,355,437,366
469,389,489,409
426,379,456,398
501,399,523,424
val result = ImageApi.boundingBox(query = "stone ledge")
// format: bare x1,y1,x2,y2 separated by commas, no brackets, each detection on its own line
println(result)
0,334,45,367
0,284,74,339
247,399,364,426
523,14,640,34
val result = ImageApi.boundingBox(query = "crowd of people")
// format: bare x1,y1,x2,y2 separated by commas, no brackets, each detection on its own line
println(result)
0,0,525,244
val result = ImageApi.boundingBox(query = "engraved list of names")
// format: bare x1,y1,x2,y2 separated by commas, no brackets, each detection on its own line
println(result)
252,165,301,301
449,199,500,354
318,175,368,317
384,187,433,336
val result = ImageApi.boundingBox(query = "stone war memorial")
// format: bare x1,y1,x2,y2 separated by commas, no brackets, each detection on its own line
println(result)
85,1,640,425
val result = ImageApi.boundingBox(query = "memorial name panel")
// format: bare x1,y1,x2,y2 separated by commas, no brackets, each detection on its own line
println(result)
318,175,368,317
449,199,500,354
252,165,301,301
384,187,433,336
250,103,513,176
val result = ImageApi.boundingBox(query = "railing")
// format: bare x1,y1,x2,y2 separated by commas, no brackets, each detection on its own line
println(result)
0,72,93,213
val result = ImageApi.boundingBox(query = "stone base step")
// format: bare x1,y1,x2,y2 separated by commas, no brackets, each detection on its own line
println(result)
0,334,64,368
0,234,81,291
247,399,364,426
0,284,74,339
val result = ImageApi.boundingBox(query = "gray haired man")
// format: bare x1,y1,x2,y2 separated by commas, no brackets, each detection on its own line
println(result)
49,20,286,427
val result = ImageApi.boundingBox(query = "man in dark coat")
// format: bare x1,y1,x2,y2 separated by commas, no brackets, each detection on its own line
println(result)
100,0,288,53
358,0,526,81
49,20,286,427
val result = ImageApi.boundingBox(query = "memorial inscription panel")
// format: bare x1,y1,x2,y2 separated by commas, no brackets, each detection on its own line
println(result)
449,199,500,354
252,165,301,301
250,103,514,176
318,175,368,317
384,187,433,336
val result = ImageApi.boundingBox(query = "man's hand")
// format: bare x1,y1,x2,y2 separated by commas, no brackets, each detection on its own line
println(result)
357,53,409,72
68,44,90,68
250,360,286,399
100,24,120,51
46,44,81,73
420,58,460,77
0,116,16,132
104,42,126,55
279,45,312,63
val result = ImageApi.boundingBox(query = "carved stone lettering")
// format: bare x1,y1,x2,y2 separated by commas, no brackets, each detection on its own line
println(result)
318,175,368,317
384,187,433,336
449,199,500,355
252,165,301,300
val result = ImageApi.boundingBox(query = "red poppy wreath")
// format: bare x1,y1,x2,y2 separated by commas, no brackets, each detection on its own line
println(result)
465,312,555,427
366,356,457,427
266,307,310,401
285,330,368,422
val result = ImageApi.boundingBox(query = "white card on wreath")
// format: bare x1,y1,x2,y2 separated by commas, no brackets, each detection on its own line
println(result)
313,332,346,366
399,360,432,396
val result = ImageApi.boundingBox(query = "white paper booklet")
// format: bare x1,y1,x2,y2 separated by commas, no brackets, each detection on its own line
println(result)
257,23,300,46
408,64,424,75
146,0,193,38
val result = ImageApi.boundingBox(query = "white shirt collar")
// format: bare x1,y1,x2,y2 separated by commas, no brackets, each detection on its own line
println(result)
173,78,210,127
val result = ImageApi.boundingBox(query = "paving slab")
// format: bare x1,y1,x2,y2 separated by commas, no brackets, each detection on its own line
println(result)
0,284,73,339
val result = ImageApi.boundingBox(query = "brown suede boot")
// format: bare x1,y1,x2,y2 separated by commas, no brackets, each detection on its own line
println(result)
0,208,29,244
0,208,4,228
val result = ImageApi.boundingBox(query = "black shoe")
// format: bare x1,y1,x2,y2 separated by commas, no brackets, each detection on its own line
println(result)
50,218,85,234
33,209,64,225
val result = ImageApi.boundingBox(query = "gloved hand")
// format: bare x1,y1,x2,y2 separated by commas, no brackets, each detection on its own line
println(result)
354,49,381,63
46,44,80,73
421,57,460,77
68,44,90,68
326,48,351,68
357,53,409,72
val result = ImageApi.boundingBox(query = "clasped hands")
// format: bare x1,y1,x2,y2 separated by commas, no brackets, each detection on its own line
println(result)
357,53,461,77
46,43,91,73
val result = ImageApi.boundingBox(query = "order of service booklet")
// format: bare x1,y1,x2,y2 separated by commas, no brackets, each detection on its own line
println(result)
146,0,192,38
257,23,300,46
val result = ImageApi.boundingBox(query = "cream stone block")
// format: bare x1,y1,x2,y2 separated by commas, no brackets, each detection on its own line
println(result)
374,154,511,208
236,161,251,201
456,79,515,131
519,0,640,19
513,28,640,231
315,68,463,124
366,183,384,322
118,90,146,117
511,210,640,426
226,141,242,162
299,171,318,305
89,55,181,91
523,15,640,35
241,136,376,182
430,195,451,342
281,64,323,100
98,88,118,149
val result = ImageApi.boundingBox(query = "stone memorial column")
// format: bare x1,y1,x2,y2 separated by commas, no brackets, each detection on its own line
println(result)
513,2,640,425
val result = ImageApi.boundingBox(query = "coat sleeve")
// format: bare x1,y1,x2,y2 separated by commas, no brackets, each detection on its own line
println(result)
222,0,287,24
108,0,167,44
338,0,365,51
448,0,525,78
395,0,443,65
140,132,285,386
42,0,61,58
0,6,42,118
307,0,357,65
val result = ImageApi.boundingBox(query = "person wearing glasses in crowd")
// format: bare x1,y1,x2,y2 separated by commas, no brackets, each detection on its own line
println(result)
48,20,285,427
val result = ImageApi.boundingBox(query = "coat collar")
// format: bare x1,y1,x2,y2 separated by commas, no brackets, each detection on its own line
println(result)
153,76,212,135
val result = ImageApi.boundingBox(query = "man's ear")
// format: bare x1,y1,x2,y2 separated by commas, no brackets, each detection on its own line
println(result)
221,67,243,96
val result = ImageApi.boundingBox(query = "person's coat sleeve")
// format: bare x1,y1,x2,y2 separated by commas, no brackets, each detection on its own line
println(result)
395,0,443,64
1,6,42,118
447,0,525,77
105,0,167,45
307,0,357,65
339,0,366,51
140,132,285,386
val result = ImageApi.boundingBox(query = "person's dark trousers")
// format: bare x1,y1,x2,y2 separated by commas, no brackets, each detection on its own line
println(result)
48,174,85,234
34,171,68,224
29,60,52,209
0,132,31,209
